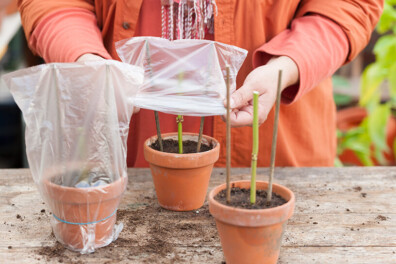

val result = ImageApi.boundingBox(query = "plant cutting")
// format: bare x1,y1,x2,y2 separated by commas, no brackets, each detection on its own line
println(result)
3,61,142,253
209,70,295,264
144,132,219,211
43,163,127,251
116,36,247,211
143,72,220,211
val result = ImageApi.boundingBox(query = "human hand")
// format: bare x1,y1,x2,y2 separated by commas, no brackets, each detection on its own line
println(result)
224,56,299,127
76,53,140,114
76,53,105,62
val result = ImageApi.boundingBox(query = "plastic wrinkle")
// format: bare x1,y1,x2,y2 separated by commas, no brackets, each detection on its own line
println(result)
116,37,248,116
3,61,143,253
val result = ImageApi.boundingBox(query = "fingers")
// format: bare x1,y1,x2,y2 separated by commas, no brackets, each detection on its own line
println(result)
222,94,272,127
223,83,254,109
229,105,254,127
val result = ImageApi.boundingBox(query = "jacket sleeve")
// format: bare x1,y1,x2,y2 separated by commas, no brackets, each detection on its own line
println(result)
295,0,384,63
18,0,95,40
253,15,349,104
253,0,383,104
18,0,111,62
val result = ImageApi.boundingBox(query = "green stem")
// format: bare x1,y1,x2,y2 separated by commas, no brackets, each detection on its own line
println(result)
177,115,183,154
250,91,259,204
196,117,205,152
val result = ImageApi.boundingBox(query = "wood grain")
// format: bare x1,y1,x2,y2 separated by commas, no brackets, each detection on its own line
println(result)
0,167,395,263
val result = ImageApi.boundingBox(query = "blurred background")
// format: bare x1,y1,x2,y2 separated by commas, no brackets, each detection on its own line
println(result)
0,1,395,168
0,0,43,168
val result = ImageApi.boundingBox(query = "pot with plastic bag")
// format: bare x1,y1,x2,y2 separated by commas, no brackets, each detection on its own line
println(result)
2,61,143,253
116,37,247,211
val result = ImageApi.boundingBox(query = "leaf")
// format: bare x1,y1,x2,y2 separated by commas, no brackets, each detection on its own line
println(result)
342,139,370,154
334,156,344,167
373,35,396,61
389,63,396,108
360,63,387,107
334,94,353,106
377,2,396,33
367,103,391,152
356,152,374,166
374,147,388,165
394,137,396,163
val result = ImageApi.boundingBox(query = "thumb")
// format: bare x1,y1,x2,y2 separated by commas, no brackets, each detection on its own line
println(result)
229,84,253,109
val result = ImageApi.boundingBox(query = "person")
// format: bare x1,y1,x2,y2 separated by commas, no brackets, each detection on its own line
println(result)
18,0,383,167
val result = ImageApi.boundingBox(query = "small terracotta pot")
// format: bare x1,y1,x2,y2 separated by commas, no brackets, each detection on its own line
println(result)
42,166,127,251
144,132,220,211
208,180,295,264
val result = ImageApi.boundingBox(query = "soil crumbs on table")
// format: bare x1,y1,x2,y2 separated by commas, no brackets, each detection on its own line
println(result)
151,139,213,153
215,187,287,209
35,195,219,263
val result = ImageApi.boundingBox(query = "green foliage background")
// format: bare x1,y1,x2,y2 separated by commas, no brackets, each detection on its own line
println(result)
337,0,396,166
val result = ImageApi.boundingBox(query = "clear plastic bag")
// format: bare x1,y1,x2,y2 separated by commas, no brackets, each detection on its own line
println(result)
2,60,143,253
116,37,248,116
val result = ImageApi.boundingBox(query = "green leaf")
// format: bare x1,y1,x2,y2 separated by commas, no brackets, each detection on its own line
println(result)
360,63,387,106
389,64,396,108
393,137,396,163
373,35,396,60
377,2,396,33
334,156,344,167
342,139,370,154
334,94,353,106
367,103,391,152
356,152,374,166
374,147,388,165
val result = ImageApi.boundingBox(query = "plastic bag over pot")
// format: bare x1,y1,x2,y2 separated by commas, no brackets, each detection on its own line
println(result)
116,37,248,116
2,61,143,253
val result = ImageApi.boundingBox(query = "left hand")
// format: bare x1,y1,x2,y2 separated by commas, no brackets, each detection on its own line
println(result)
224,56,299,127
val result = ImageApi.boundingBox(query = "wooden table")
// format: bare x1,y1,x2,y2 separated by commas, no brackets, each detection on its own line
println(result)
1,167,395,263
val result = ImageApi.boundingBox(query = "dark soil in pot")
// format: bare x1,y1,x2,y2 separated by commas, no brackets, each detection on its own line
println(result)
214,187,287,209
150,139,213,153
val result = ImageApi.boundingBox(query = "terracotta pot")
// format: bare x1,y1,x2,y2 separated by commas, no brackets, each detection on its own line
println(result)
42,165,127,251
208,180,295,264
144,132,220,211
337,107,396,165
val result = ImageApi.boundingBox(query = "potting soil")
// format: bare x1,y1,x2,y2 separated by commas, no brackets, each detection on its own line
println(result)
215,187,287,209
36,197,218,263
150,139,213,153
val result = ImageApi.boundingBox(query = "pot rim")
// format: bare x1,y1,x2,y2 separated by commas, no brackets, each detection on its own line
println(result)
208,180,295,227
143,132,220,168
144,132,220,157
42,172,127,204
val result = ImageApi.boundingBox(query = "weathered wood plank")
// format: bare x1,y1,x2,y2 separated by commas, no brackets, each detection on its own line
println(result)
1,246,396,264
1,167,396,263
279,246,396,264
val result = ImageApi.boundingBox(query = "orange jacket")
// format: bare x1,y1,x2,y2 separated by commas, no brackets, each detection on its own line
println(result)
19,0,383,167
